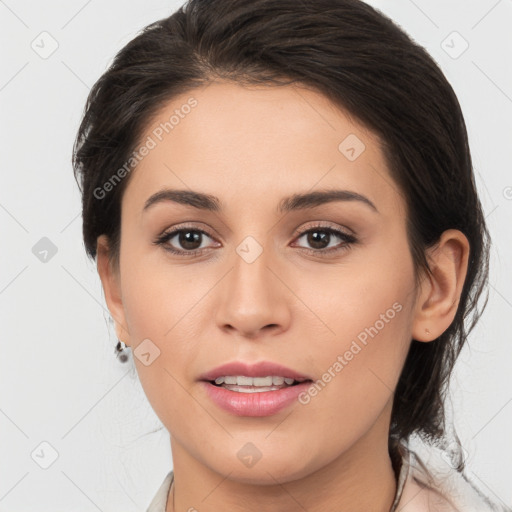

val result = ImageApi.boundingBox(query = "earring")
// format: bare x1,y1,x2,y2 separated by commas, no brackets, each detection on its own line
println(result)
115,339,130,363
425,328,431,336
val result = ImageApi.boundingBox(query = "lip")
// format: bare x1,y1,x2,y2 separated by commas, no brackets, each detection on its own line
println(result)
198,360,313,381
198,360,314,417
200,380,313,417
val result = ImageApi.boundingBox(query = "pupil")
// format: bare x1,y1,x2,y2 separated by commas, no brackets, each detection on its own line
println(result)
308,230,329,249
180,231,201,250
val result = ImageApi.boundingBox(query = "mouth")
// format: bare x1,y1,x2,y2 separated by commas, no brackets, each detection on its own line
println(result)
198,361,314,416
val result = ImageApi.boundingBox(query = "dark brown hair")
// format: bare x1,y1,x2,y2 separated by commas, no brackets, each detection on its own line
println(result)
72,0,490,471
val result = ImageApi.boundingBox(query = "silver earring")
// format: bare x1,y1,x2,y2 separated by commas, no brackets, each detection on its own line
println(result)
115,339,130,363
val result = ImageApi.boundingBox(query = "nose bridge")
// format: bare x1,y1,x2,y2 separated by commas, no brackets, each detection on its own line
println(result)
230,233,276,305
227,214,276,290
215,231,290,336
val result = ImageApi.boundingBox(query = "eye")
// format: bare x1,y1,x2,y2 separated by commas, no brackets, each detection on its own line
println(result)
291,224,357,256
153,225,219,256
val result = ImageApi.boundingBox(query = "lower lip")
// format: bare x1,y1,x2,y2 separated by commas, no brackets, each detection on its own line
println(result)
200,381,312,417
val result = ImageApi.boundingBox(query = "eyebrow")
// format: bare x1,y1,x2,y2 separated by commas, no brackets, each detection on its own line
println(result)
142,188,378,214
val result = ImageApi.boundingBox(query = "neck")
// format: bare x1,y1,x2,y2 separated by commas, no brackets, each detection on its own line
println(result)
166,405,397,512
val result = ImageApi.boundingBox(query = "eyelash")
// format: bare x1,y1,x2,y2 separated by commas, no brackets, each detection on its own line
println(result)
153,222,358,258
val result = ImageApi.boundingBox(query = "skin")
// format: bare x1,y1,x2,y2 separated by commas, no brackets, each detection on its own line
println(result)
96,81,469,512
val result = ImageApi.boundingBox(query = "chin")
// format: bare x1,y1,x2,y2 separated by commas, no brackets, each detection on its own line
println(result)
205,452,317,486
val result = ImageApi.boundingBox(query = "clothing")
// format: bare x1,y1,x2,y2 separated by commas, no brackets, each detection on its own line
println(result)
146,443,509,512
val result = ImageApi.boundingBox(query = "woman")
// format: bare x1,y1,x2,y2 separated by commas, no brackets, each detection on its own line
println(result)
72,0,510,510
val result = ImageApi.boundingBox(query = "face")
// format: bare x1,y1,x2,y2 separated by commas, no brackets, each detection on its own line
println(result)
100,81,421,484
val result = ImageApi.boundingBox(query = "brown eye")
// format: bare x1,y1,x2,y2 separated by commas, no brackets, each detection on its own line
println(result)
154,227,219,256
305,230,331,249
293,226,357,256
175,230,203,250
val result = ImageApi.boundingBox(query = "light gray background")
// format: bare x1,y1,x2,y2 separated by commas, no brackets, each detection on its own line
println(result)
1,0,511,510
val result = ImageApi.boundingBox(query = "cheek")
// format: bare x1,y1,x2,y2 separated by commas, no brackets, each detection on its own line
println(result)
117,247,214,425
292,246,415,424
120,243,198,340
292,302,412,461
293,237,414,353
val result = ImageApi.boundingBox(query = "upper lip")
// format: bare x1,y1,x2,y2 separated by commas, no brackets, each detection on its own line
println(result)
199,361,313,382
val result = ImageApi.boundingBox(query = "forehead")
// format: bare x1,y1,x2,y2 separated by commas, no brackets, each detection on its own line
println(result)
122,81,404,219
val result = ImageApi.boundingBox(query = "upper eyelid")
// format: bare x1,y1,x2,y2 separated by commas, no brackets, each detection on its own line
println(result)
291,221,355,237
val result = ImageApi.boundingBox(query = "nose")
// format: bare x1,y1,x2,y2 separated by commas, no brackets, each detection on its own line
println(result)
214,242,292,339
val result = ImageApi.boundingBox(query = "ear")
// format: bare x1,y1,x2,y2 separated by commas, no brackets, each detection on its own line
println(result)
96,234,131,346
411,229,470,342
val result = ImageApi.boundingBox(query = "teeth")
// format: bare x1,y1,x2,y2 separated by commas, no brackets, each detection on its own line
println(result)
223,385,285,393
253,376,272,386
237,376,255,386
213,375,298,386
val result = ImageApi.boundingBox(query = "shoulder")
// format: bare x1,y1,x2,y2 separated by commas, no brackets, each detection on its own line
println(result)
146,470,174,512
394,441,510,512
